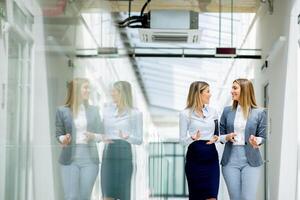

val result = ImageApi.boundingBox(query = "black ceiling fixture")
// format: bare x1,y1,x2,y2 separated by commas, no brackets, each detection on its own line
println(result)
118,0,151,28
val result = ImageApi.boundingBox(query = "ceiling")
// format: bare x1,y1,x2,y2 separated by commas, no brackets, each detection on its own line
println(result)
77,0,260,13
38,0,260,13
37,0,260,125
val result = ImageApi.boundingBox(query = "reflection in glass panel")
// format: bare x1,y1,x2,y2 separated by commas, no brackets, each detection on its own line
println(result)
5,35,22,200
13,2,26,30
4,24,32,199
0,0,6,19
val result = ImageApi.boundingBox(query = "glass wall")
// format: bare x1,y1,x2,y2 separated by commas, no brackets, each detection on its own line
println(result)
0,0,276,200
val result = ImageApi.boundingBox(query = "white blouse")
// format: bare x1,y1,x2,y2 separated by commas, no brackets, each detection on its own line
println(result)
179,106,218,146
74,104,88,144
233,105,247,145
103,103,143,145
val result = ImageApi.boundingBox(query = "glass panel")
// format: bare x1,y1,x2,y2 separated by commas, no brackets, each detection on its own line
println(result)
13,2,26,30
163,143,174,155
167,157,174,195
0,0,6,19
149,142,188,197
26,13,34,32
161,159,169,195
5,33,30,200
176,143,185,155
5,35,22,200
175,157,184,195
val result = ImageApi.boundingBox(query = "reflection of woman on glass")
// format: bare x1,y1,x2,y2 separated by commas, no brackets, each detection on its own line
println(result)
219,78,267,200
179,81,219,200
55,78,103,200
101,81,143,200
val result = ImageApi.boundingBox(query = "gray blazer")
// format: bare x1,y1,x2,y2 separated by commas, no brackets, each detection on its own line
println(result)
55,105,102,165
220,106,267,167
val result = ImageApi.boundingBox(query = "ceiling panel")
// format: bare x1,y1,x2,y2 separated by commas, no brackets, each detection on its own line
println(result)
77,0,260,13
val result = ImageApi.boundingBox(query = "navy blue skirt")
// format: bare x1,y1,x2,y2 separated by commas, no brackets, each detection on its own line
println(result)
185,140,220,200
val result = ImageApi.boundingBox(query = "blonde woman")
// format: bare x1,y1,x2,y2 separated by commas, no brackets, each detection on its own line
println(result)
101,81,143,200
219,78,267,200
179,81,219,200
55,78,103,200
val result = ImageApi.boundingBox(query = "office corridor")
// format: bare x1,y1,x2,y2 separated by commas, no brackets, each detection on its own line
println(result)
0,0,299,200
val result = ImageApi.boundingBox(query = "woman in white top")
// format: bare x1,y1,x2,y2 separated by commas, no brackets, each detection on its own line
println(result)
179,81,219,200
101,81,143,200
55,78,104,200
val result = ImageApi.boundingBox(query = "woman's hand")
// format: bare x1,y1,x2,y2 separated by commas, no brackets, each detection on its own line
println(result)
249,135,260,149
119,130,129,140
61,133,71,147
84,132,96,142
226,132,237,143
101,134,114,144
206,135,219,144
191,130,201,141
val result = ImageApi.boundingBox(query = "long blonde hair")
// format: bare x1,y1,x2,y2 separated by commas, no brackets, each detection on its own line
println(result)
65,78,89,117
186,81,209,111
113,81,133,112
232,78,257,118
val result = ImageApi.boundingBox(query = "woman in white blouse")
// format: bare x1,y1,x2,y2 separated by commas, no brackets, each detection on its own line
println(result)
179,81,219,200
101,81,143,200
219,78,267,200
55,78,103,200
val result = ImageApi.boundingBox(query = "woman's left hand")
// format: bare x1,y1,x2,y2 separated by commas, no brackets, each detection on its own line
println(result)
249,135,259,148
206,135,219,144
119,130,129,139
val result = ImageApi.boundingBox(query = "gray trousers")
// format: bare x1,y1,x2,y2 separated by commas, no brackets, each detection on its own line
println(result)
222,146,262,200
61,145,99,200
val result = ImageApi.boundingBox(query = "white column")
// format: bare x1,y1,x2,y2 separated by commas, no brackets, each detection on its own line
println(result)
296,0,300,198
277,4,299,199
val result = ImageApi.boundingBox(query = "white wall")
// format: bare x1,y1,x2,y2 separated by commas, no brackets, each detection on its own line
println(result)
241,0,300,199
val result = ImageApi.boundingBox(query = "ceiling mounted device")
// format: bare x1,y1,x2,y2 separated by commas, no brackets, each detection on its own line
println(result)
118,0,202,43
